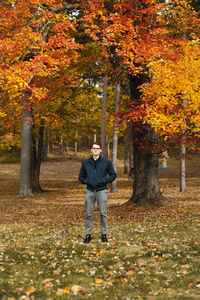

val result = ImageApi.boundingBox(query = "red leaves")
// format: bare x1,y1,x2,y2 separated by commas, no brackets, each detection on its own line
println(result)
0,0,82,137
82,0,171,71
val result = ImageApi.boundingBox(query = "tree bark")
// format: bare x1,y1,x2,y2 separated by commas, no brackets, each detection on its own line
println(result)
32,123,44,192
42,129,49,161
19,93,33,197
106,137,110,158
111,80,120,192
130,143,133,170
127,72,164,205
180,133,186,192
74,132,78,158
124,125,129,174
101,73,108,157
128,125,163,205
124,144,129,174
60,136,64,156
124,122,132,174
180,95,187,192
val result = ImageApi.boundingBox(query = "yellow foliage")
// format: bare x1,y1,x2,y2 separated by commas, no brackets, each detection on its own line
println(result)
141,40,200,138
0,111,6,118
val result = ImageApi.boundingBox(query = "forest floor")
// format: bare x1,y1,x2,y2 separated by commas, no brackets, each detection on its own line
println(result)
0,155,200,299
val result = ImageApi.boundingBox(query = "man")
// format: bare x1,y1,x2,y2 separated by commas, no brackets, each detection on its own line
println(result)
79,142,117,243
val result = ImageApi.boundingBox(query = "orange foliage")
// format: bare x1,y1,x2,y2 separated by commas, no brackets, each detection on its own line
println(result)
80,0,200,145
0,0,81,136
1,0,200,148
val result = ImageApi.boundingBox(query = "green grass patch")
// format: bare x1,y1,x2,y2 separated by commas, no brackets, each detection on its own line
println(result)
1,218,200,299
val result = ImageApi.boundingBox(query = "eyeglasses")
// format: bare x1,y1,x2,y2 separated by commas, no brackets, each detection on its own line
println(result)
92,147,101,150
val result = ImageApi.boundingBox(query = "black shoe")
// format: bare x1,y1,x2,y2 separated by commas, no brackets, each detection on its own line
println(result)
102,234,108,242
83,234,91,243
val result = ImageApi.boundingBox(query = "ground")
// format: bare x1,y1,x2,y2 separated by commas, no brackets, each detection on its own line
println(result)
0,156,200,299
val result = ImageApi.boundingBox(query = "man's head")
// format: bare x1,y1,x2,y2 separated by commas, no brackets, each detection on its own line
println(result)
91,142,102,159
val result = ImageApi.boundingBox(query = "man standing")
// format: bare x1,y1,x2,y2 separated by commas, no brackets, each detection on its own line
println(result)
79,143,117,243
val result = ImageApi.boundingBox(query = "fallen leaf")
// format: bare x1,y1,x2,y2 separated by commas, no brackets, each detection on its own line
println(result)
76,269,85,273
26,286,35,295
96,250,104,257
120,277,127,283
56,289,64,296
181,264,190,269
53,269,61,275
71,285,83,292
95,279,103,284
116,261,123,267
63,288,70,294
188,281,195,287
43,278,52,284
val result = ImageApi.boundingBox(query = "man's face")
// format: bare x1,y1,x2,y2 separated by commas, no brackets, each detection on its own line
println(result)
91,145,102,157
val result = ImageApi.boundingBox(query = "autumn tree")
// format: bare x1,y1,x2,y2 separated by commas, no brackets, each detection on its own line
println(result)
0,0,114,197
80,0,166,204
138,1,200,193
0,0,81,196
81,0,200,205
140,40,200,185
1,0,199,204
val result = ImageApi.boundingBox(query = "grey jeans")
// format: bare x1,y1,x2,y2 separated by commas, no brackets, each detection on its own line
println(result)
85,189,108,235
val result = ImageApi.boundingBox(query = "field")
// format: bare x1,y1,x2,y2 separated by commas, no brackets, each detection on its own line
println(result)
0,156,200,299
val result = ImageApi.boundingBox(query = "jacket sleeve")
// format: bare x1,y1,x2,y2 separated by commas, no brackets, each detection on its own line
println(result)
106,161,117,183
79,162,87,184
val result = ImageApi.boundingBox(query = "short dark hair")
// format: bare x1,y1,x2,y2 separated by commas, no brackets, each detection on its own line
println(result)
91,142,101,149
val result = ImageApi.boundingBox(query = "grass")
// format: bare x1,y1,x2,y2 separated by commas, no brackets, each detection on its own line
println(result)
0,157,200,299
1,218,200,299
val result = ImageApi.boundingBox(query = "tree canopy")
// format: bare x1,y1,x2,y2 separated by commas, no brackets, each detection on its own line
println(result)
0,0,200,151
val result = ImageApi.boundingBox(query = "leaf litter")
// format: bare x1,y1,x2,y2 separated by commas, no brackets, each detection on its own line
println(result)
0,158,200,299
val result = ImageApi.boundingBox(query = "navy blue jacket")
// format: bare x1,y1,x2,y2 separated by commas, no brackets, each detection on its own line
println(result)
79,155,117,191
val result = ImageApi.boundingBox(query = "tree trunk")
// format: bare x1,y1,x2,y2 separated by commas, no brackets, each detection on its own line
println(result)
19,94,33,197
42,129,49,161
128,125,163,205
180,95,186,192
60,136,64,156
106,137,109,158
111,80,120,192
124,146,129,174
101,72,108,157
32,123,44,192
130,143,133,170
74,132,78,158
127,71,164,205
180,134,186,192
124,125,129,174
124,122,132,174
